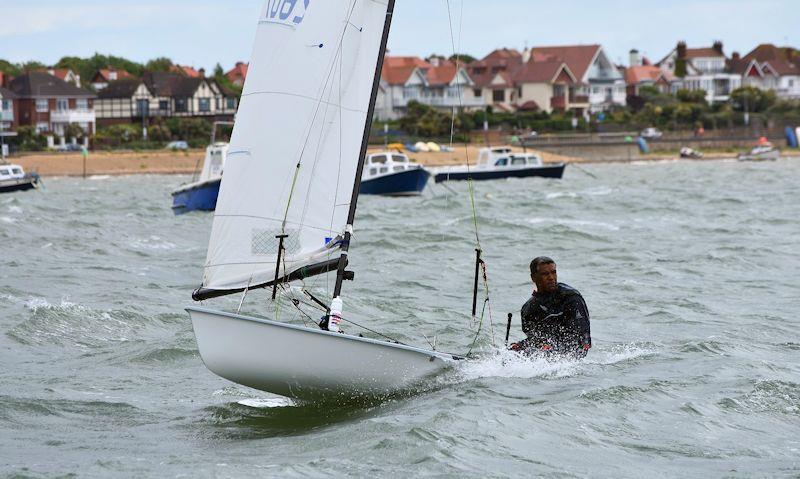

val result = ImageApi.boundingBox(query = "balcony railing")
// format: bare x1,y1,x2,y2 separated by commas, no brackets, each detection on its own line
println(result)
551,96,566,110
50,109,96,123
569,95,589,104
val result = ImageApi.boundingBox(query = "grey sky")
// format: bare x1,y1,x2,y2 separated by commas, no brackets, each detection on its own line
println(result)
1,0,798,70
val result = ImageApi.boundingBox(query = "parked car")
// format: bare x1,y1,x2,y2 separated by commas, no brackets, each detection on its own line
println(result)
640,127,663,139
166,141,189,151
54,143,84,152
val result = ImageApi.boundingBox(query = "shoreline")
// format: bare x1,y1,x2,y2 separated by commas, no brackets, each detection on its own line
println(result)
6,147,799,177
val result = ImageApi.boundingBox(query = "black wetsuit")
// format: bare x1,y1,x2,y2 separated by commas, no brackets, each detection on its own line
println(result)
519,283,591,356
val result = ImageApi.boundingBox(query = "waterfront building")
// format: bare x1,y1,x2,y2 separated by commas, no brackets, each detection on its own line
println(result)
511,60,586,115
376,56,481,121
467,48,525,112
738,44,800,99
95,72,238,126
7,72,96,138
657,41,741,103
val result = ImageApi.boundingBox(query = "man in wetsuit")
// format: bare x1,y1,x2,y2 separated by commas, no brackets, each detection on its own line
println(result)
510,257,591,357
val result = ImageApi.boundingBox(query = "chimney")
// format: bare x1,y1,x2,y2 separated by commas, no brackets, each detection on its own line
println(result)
713,41,724,55
732,52,741,62
199,68,206,78
522,47,531,63
677,41,687,59
629,49,641,67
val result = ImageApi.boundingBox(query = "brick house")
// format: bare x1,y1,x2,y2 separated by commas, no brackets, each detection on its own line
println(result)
0,86,17,131
738,44,800,99
8,72,96,137
658,41,742,103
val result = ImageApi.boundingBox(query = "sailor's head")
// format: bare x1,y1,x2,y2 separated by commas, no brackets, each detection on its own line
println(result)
530,256,557,293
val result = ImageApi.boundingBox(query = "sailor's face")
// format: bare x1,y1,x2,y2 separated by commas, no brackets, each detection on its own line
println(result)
533,263,557,293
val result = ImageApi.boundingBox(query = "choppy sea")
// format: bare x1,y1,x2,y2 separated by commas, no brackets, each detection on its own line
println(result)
1,158,798,477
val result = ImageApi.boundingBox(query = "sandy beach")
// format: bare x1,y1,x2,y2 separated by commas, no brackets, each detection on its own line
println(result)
7,146,798,177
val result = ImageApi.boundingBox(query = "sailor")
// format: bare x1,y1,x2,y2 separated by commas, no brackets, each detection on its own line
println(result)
510,257,591,358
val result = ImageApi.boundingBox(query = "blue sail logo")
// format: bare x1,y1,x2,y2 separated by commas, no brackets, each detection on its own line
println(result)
265,0,310,26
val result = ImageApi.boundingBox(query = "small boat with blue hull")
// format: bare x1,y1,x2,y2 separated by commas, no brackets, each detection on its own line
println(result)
171,142,228,214
0,163,41,194
433,147,565,183
359,151,429,196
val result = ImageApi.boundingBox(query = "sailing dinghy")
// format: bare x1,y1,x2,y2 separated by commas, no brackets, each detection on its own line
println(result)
187,0,463,401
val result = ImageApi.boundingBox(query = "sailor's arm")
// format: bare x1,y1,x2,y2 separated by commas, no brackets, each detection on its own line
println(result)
568,295,591,351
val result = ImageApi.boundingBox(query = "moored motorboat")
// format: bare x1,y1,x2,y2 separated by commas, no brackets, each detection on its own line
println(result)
0,163,41,194
432,147,565,183
359,151,429,196
171,142,228,214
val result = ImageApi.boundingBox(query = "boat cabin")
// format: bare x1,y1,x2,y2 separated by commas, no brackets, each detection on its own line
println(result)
0,164,26,180
197,143,229,183
476,147,543,168
363,152,421,178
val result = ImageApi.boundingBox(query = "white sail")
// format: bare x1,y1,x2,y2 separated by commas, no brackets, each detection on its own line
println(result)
200,0,390,295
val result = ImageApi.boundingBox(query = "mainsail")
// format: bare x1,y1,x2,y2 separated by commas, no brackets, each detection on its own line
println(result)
195,0,392,300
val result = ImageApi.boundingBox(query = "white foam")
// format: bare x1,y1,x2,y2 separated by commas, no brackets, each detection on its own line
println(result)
237,397,296,408
525,217,619,231
89,175,111,180
130,235,176,251
7,205,22,214
1,216,17,224
457,348,581,380
586,343,657,365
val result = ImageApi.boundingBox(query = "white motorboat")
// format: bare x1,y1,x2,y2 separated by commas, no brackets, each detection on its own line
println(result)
679,147,703,159
432,146,565,183
171,122,233,214
359,151,429,196
738,144,780,161
0,163,41,194
186,0,466,402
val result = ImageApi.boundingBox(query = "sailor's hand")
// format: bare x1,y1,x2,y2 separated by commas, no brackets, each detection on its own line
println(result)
582,343,591,352
540,344,553,351
509,342,523,351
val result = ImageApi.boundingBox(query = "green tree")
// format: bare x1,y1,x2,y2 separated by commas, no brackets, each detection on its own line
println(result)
145,57,173,72
730,86,776,113
676,89,707,104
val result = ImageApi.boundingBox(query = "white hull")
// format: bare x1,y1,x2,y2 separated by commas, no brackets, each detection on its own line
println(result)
738,149,780,161
187,307,460,401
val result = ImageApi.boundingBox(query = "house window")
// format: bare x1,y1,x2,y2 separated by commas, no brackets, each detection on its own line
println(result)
36,99,49,112
36,122,49,133
175,98,188,113
1,100,10,111
56,99,68,111
492,90,505,102
473,89,482,97
790,79,795,87
76,99,88,110
159,100,169,111
199,98,211,112
226,98,236,109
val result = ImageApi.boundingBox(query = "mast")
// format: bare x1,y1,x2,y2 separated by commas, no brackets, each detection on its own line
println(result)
332,0,396,298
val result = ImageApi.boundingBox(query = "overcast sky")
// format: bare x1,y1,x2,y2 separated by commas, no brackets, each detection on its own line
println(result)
2,0,798,70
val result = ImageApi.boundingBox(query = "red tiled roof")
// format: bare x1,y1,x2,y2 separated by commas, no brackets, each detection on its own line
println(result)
528,45,600,81
381,56,432,85
427,60,458,86
512,61,573,84
225,62,248,83
171,65,201,78
685,47,724,59
94,68,132,82
467,49,523,87
742,44,800,75
625,65,675,84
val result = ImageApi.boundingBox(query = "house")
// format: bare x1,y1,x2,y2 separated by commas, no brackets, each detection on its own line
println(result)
625,49,676,96
8,72,96,137
0,86,17,131
226,62,249,87
467,48,524,111
95,72,238,126
526,44,625,113
91,67,133,91
376,56,482,120
657,41,741,103
511,60,585,114
738,44,800,99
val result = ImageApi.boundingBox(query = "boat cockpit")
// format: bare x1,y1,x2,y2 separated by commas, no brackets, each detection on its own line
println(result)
363,152,421,178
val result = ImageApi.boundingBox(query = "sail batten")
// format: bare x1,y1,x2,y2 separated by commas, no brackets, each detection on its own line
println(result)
197,0,392,299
